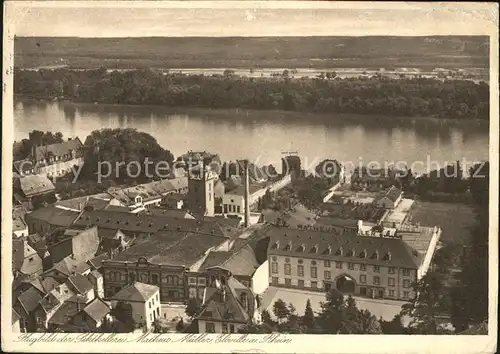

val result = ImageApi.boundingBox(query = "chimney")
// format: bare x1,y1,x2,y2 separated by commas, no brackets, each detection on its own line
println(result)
244,159,250,227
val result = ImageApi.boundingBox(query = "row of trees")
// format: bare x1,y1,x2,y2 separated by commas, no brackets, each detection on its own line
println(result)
14,67,489,120
238,291,382,334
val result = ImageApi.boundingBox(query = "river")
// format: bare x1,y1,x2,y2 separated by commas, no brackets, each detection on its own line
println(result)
14,98,489,175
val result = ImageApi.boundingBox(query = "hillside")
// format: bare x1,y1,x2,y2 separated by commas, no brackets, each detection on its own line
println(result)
14,36,489,70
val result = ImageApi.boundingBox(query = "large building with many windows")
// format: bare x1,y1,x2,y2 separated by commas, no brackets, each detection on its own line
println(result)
265,225,427,301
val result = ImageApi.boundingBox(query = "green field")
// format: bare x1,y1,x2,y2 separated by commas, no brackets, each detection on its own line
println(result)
409,201,477,244
14,36,489,70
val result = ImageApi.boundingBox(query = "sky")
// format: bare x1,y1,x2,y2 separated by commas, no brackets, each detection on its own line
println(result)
8,1,498,37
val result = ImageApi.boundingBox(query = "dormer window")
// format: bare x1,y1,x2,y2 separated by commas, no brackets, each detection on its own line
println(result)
336,247,343,256
284,241,292,251
324,245,332,255
359,249,367,258
271,241,280,250
298,244,305,252
383,252,392,261
348,249,355,257
371,251,379,260
310,244,318,253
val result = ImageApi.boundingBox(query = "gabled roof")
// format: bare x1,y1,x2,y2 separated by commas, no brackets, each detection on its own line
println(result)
87,253,110,270
83,298,111,322
48,301,79,326
198,252,232,272
55,193,112,211
202,244,259,276
113,230,228,267
26,206,80,228
72,209,236,237
12,212,28,232
384,186,403,202
27,233,48,258
18,175,55,197
197,277,251,324
52,256,92,277
66,273,94,294
39,283,75,313
34,138,83,161
111,282,159,302
12,238,25,271
373,186,402,204
17,287,44,313
265,225,421,269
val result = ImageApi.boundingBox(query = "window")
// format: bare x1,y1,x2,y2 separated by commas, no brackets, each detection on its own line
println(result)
284,263,291,276
403,291,410,299
311,266,317,278
297,265,304,277
285,278,291,286
360,274,366,284
237,206,240,213
189,287,197,298
311,281,318,288
388,267,395,274
324,270,331,280
373,276,380,285
360,264,366,271
149,302,152,309
189,277,197,285
324,260,331,267
388,278,395,287
272,277,278,285
335,261,343,269
403,279,411,288
374,265,380,273
29,257,34,262
348,262,354,270
206,322,215,333
230,324,235,333
151,274,159,285
222,323,228,333
271,262,278,274
403,269,411,276
198,278,206,286
389,290,395,297
298,280,304,287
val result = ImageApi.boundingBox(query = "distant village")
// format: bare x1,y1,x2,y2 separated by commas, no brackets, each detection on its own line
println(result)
11,136,443,334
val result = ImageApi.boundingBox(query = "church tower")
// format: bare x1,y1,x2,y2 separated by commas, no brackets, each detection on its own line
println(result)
188,162,215,217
